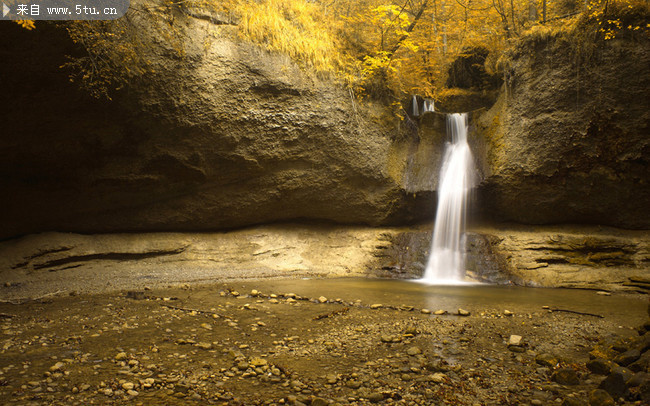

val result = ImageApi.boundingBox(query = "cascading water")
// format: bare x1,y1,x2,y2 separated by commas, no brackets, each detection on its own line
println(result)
421,113,476,284
412,95,420,117
423,99,435,113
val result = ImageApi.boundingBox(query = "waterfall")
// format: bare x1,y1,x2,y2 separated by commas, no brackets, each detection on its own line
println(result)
421,113,476,284
412,95,419,117
423,99,435,113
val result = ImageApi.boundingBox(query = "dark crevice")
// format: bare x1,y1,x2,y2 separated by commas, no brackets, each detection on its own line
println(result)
12,247,73,269
33,248,186,270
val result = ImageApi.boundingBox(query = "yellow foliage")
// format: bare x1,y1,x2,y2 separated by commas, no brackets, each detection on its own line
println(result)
25,0,650,104
237,0,343,74
15,20,35,30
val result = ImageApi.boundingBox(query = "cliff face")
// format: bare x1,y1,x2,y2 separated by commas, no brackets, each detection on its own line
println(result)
1,5,649,241
476,26,650,228
0,7,435,240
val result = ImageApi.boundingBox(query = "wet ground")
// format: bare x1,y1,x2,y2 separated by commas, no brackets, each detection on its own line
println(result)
0,278,647,405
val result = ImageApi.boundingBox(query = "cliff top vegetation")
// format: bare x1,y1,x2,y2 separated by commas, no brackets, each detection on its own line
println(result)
15,0,650,104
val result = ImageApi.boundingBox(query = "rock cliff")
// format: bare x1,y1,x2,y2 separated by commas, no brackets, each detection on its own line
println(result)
0,7,430,240
476,24,650,228
0,4,648,241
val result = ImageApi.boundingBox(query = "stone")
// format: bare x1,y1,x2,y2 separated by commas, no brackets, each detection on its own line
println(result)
588,389,615,406
613,349,641,366
122,382,135,391
629,351,650,372
49,362,65,372
430,373,447,383
458,309,470,316
115,352,128,361
318,296,328,303
586,358,614,375
370,304,383,309
639,378,650,402
421,308,431,314
250,357,267,367
325,374,338,384
611,366,634,382
561,397,586,406
598,371,628,399
551,368,580,385
631,332,650,353
346,380,362,389
195,342,213,350
407,346,422,356
367,392,384,403
536,353,558,368
508,335,522,346
311,397,328,406
627,371,649,387
503,310,514,316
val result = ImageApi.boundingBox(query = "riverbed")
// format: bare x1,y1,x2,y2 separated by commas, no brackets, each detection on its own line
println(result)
0,277,646,405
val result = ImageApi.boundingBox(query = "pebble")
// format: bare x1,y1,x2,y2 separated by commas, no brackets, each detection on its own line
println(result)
367,392,384,403
318,296,328,303
250,357,267,367
195,342,213,350
115,352,128,361
503,310,514,316
536,353,558,368
434,310,447,315
508,335,522,346
613,348,641,366
421,308,431,314
430,372,447,383
49,362,65,372
311,397,328,406
326,374,338,384
370,304,383,309
407,346,422,356
588,389,615,406
586,358,614,375
458,308,470,316
551,368,580,385
598,370,628,399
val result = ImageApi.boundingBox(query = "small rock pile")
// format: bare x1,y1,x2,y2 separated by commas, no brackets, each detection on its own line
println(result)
582,316,650,405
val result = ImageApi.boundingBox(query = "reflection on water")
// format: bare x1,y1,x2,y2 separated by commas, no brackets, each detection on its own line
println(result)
231,277,647,326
